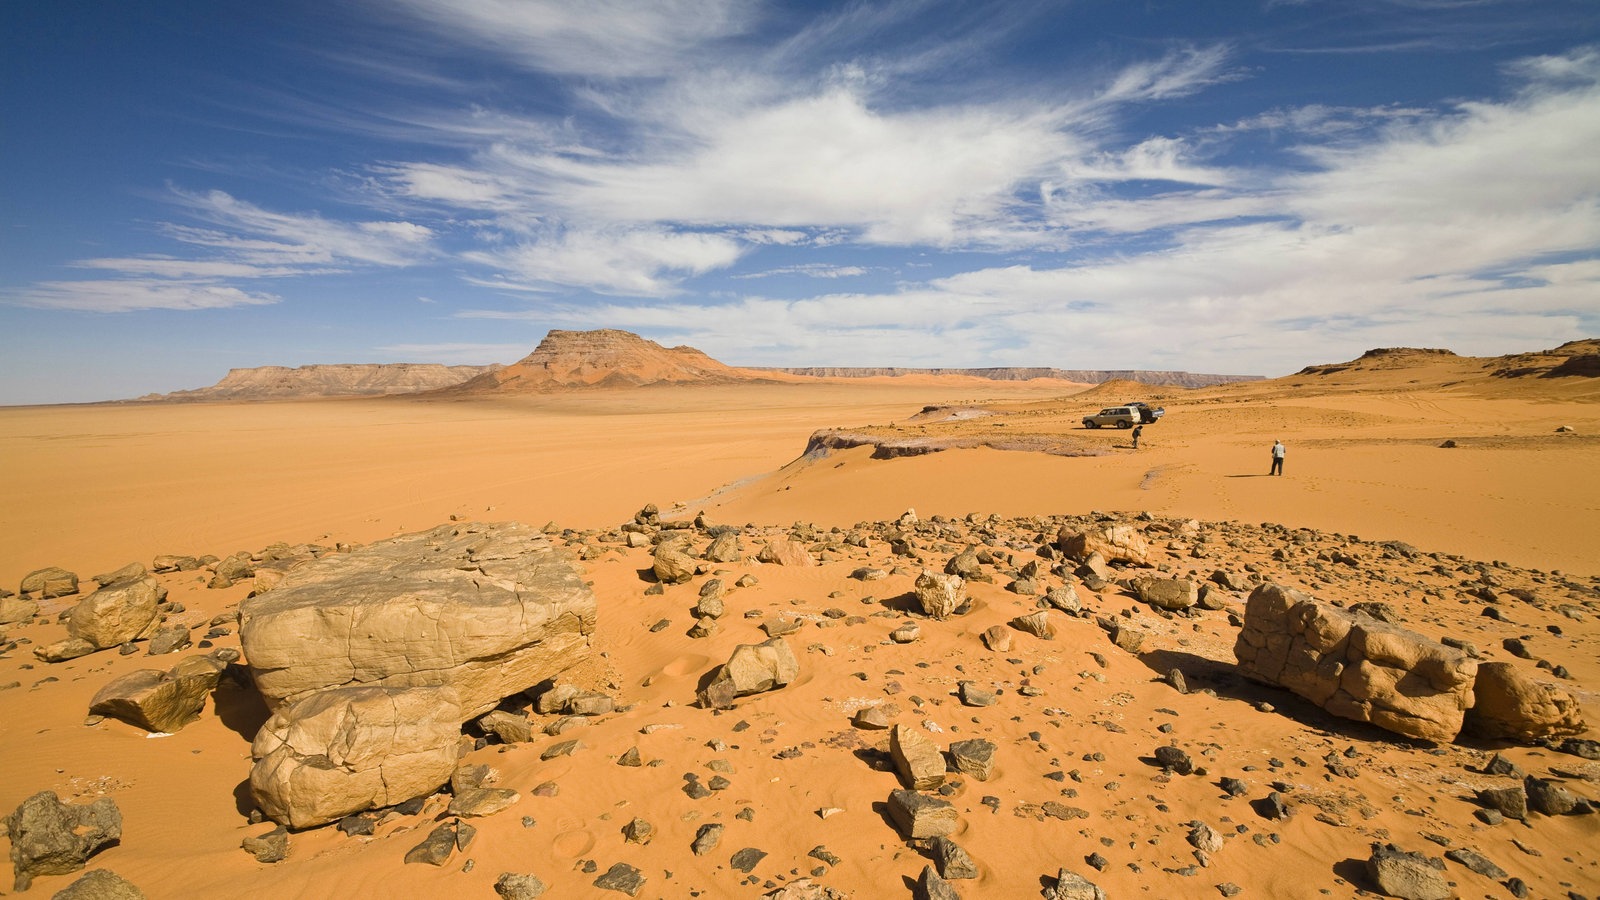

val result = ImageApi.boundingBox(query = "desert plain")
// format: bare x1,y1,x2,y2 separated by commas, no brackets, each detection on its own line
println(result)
1,336,1597,899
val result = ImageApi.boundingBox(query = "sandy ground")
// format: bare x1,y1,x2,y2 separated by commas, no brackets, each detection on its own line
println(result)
1,366,1597,899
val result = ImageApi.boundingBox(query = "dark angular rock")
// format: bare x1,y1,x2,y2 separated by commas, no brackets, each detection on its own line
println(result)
1525,776,1579,816
916,864,961,900
593,862,646,896
4,791,122,891
1366,843,1448,900
730,847,768,873
1444,847,1506,879
1477,785,1527,821
494,872,548,899
403,823,459,866
1154,745,1194,775
691,823,724,856
930,835,979,879
241,825,288,863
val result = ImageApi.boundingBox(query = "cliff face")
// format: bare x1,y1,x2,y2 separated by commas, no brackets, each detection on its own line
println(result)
445,329,752,392
757,366,1263,388
142,364,501,402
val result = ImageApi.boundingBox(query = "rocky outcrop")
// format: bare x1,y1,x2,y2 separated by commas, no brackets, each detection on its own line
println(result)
239,521,596,720
250,685,463,830
4,792,122,891
140,363,500,402
1233,584,1478,742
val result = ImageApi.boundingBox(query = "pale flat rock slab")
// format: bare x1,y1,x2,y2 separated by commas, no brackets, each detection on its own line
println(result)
758,537,816,567
89,656,226,734
239,522,596,719
250,684,462,829
890,723,945,791
1234,583,1477,742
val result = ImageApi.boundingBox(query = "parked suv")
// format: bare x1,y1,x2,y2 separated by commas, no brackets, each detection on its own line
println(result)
1082,406,1143,429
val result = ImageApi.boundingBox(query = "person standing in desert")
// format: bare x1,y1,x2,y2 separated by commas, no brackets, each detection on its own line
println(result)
1270,439,1286,475
1132,424,1143,449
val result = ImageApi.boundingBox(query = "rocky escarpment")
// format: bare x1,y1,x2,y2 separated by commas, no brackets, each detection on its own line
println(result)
758,366,1262,388
139,364,500,402
444,329,759,392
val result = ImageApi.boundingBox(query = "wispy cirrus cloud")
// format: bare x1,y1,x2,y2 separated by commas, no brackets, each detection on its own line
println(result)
8,279,280,313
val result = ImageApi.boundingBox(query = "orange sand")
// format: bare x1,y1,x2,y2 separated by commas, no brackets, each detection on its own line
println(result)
1,368,1597,899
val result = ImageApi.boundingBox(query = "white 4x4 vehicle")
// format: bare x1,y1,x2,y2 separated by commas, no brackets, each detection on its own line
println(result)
1082,406,1142,429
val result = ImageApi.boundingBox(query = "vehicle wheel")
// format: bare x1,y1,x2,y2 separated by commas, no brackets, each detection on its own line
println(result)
1085,422,1098,429
1117,421,1132,429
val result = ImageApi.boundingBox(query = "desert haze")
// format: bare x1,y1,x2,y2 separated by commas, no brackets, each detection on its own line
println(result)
0,331,1596,900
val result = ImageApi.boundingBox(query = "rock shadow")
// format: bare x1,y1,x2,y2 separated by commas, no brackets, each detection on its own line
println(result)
232,778,257,817
1135,648,1424,746
1331,857,1369,892
214,679,271,742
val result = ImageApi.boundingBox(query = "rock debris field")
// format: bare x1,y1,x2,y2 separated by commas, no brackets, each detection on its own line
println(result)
1,507,1597,899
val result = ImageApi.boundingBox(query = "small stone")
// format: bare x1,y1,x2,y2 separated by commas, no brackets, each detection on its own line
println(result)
622,817,654,845
917,864,962,900
887,789,959,839
1154,745,1194,775
1366,843,1449,900
241,825,288,863
593,862,646,896
1444,847,1506,879
930,835,979,879
494,872,548,899
692,823,724,856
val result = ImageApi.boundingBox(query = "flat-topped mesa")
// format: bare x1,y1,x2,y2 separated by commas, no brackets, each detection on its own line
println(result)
757,366,1262,388
446,328,752,392
140,363,500,401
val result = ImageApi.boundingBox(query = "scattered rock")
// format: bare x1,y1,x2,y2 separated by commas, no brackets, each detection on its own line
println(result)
494,872,548,899
1444,847,1506,880
20,566,79,600
479,709,534,744
930,835,979,879
1134,577,1199,611
891,723,946,790
913,570,965,620
403,822,461,866
691,823,724,856
758,537,816,567
3,791,122,891
948,739,997,781
241,825,288,863
1059,524,1150,565
980,625,1011,652
1476,785,1527,821
916,864,961,900
730,847,768,873
1154,745,1194,775
593,861,646,896
65,576,164,651
88,655,225,733
0,595,39,625
1524,776,1581,816
697,637,799,709
888,789,958,840
1044,868,1107,900
1010,611,1056,640
1365,843,1449,900
652,543,698,584
450,787,521,818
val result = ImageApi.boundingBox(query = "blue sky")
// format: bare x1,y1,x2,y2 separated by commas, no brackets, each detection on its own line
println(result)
4,0,1599,404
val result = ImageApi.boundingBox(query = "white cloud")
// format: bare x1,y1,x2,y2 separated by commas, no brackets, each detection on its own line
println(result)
168,189,436,269
384,0,752,78
8,279,280,312
463,227,744,295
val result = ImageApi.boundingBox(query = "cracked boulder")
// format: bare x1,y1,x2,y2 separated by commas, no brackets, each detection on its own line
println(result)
1234,583,1477,742
239,522,596,720
250,684,463,829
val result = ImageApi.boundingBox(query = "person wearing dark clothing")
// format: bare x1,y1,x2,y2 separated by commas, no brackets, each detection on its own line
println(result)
1270,440,1285,475
1131,425,1142,449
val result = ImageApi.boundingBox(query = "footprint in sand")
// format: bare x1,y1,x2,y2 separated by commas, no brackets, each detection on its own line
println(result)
661,654,711,677
553,829,596,858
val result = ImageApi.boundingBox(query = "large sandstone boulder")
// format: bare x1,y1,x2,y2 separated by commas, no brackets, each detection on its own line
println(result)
250,685,463,829
698,637,799,709
1464,662,1586,742
652,542,698,584
1057,524,1149,566
239,522,596,719
66,576,165,649
1234,584,1477,742
4,791,122,891
19,566,79,600
89,656,226,733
